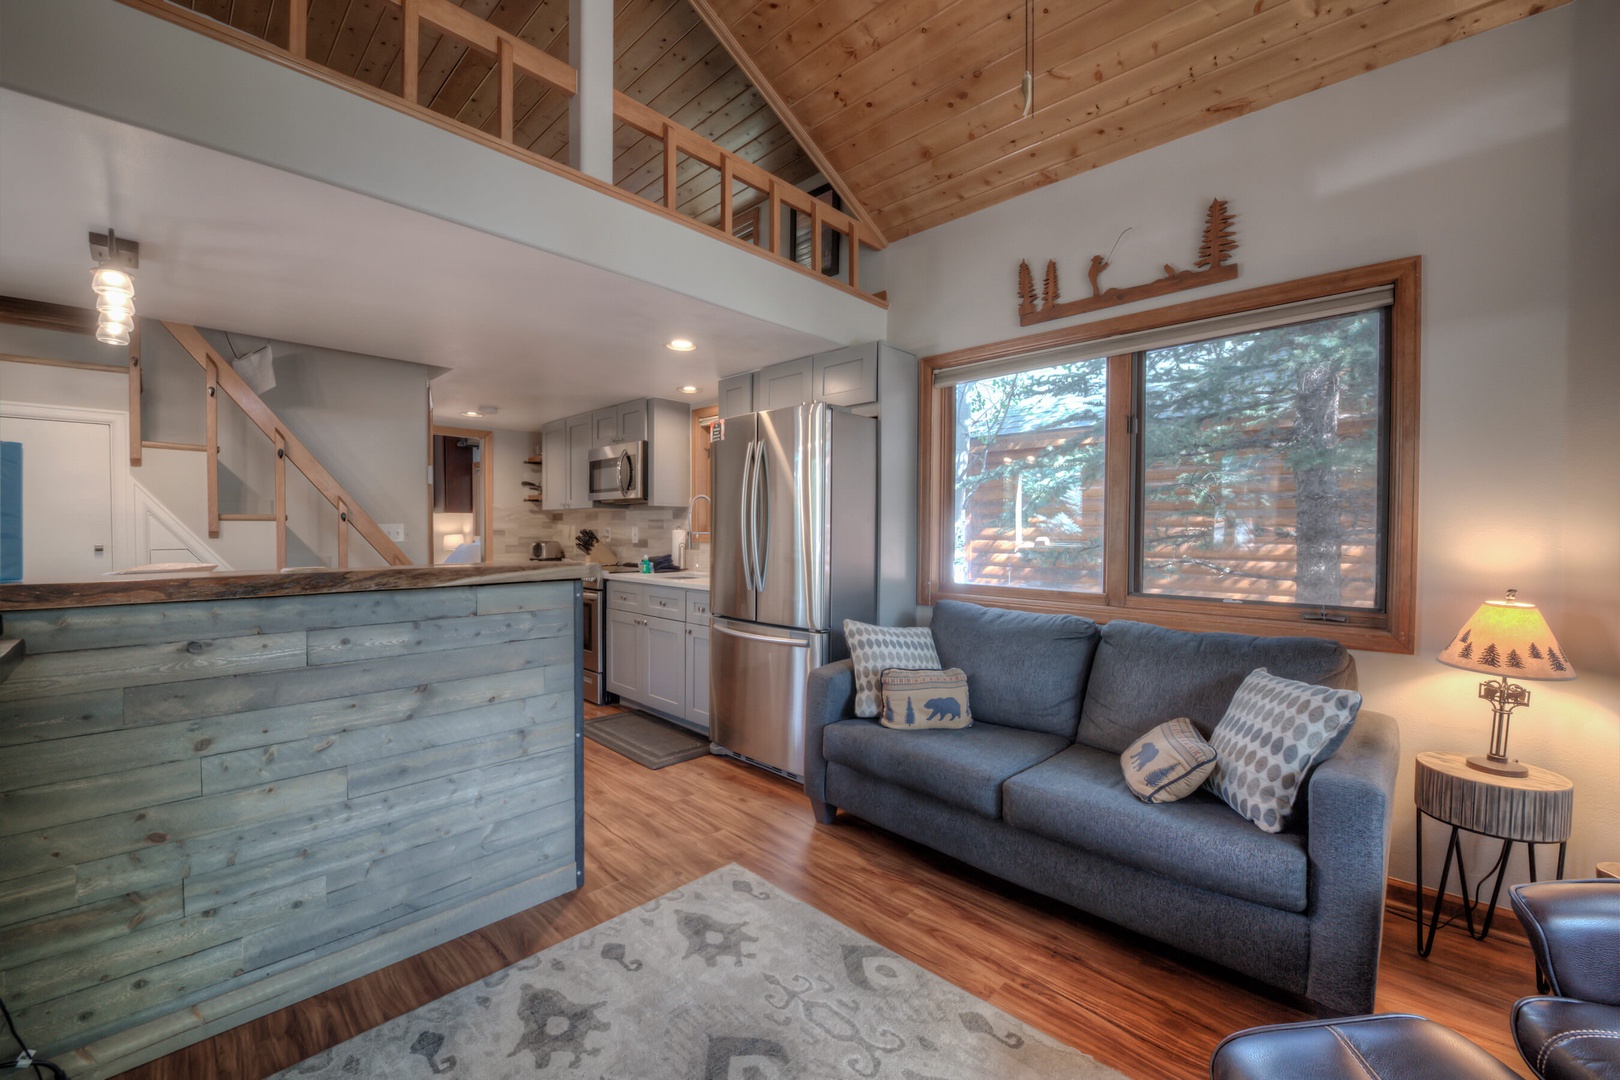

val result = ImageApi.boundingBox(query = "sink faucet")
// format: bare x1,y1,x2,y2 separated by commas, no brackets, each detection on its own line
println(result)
680,494,712,568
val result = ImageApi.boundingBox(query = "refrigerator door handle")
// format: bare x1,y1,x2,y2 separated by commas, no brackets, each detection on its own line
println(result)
752,440,769,593
713,623,810,648
739,440,757,592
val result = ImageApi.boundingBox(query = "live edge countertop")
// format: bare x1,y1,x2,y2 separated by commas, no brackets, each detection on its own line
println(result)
0,562,589,612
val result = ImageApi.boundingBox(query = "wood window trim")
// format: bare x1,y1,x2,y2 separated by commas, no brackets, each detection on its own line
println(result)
917,256,1420,654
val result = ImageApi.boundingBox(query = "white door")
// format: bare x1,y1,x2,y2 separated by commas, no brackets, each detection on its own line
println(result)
2,416,114,581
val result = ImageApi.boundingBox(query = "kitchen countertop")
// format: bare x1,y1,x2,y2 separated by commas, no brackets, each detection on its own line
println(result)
599,569,710,592
0,562,590,611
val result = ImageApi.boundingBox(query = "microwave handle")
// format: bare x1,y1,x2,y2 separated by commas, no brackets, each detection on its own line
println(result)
619,447,634,497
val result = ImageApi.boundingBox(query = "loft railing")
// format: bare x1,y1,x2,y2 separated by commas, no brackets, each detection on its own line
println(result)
158,321,412,569
117,0,887,305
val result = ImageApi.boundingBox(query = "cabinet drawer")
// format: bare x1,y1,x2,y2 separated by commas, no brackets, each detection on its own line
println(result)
606,583,644,611
685,592,710,623
645,586,685,617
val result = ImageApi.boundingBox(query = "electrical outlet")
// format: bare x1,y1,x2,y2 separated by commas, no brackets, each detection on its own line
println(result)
631,526,640,544
381,523,406,542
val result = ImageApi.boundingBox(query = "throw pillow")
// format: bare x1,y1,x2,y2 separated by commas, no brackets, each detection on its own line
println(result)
1120,718,1218,803
880,668,972,730
1205,667,1364,833
844,621,939,718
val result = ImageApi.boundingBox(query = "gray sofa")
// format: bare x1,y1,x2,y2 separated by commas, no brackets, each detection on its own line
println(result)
803,600,1401,1015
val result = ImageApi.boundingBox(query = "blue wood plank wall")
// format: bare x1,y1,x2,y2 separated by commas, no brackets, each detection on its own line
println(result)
0,580,583,1078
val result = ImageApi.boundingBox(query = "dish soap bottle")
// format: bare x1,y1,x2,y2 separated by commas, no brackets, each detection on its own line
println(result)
639,555,653,574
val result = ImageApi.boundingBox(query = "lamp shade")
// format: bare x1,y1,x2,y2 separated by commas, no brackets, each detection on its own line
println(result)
1438,597,1575,681
442,533,466,551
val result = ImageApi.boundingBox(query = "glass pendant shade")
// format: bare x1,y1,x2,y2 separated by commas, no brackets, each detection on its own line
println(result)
91,265,135,302
96,324,131,346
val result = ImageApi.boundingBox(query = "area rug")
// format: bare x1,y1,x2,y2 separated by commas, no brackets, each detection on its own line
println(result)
272,863,1125,1079
584,709,710,769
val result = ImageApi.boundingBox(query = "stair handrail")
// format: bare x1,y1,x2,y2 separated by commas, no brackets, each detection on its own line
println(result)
161,321,411,568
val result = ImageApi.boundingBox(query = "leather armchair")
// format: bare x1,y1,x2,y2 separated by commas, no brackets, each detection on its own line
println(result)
1510,879,1620,1080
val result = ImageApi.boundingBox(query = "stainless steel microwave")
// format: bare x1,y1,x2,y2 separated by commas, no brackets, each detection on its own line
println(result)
587,440,647,503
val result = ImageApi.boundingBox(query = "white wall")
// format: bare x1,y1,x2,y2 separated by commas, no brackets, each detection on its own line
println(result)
878,3,1619,892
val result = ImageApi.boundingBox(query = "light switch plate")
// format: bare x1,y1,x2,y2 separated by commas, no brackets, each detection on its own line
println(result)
381,523,406,542
631,526,640,543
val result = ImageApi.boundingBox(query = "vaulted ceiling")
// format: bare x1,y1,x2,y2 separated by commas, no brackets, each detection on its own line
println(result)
169,0,1564,242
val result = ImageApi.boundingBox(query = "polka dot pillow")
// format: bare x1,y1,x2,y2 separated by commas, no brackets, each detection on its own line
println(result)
843,620,940,718
1204,668,1363,833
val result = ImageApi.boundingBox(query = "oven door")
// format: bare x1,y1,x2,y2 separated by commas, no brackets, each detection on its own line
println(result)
581,587,602,673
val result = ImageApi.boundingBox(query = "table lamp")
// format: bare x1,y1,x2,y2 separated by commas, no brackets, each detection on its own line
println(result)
442,533,465,552
1437,589,1575,777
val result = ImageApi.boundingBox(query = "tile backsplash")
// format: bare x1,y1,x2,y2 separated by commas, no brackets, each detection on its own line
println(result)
492,502,709,569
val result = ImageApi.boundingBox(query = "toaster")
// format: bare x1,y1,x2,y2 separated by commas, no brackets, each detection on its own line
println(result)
531,540,564,561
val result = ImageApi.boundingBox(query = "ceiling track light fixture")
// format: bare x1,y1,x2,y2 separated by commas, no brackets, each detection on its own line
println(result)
90,228,140,347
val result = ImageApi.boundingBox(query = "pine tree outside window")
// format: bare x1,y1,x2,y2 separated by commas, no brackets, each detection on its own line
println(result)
920,258,1420,653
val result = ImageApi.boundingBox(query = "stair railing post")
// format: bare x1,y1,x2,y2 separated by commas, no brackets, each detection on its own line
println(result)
206,358,220,538
337,499,349,569
274,430,287,570
128,319,142,466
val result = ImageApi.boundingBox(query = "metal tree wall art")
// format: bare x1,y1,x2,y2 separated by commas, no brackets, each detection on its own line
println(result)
1016,199,1240,326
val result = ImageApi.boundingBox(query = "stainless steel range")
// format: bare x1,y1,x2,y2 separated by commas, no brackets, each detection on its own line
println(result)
580,569,613,705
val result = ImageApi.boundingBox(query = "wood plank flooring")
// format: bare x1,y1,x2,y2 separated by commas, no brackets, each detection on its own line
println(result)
112,703,1537,1080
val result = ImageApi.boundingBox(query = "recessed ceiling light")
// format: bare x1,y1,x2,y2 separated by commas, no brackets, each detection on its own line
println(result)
678,385,699,395
666,338,696,352
461,404,498,418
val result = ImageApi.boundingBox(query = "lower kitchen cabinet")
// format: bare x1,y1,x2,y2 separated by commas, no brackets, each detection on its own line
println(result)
685,621,710,728
605,580,711,733
644,612,687,716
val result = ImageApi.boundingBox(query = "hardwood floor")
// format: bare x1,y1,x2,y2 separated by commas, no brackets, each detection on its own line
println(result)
115,710,1537,1080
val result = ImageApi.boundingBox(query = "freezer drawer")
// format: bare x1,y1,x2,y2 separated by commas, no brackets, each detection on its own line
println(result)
709,618,825,779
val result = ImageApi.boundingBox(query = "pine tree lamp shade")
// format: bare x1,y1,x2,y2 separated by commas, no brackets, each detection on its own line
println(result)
1437,590,1576,777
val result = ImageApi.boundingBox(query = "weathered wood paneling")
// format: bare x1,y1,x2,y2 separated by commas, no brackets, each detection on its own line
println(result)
0,580,581,1080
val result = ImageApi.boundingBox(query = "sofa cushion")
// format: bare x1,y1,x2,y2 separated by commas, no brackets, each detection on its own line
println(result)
844,620,939,718
1206,668,1363,833
881,668,972,729
1121,718,1218,804
822,718,1069,819
1075,620,1356,754
928,600,1100,739
1002,743,1309,911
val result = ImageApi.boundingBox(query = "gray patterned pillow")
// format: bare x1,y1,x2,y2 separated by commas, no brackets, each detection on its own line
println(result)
843,621,939,718
1205,668,1363,833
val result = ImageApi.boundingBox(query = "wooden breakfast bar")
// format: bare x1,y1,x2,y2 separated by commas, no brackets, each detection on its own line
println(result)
0,565,586,1079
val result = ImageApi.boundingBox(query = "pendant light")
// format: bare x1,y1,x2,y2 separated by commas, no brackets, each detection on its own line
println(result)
90,229,140,346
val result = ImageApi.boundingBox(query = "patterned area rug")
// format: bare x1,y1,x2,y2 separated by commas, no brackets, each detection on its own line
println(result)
273,863,1125,1079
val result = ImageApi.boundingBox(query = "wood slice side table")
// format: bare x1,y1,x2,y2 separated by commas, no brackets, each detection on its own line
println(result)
1414,750,1573,957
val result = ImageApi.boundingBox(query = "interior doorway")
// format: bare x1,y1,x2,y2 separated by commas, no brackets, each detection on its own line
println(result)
430,425,494,564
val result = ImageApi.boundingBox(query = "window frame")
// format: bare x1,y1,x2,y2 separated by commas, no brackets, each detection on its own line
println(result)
918,257,1420,653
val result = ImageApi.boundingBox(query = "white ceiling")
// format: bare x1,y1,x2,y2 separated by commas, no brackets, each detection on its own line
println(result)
0,89,839,431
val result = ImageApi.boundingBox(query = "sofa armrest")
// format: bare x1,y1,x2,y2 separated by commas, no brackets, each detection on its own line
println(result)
1302,708,1401,1014
803,659,856,809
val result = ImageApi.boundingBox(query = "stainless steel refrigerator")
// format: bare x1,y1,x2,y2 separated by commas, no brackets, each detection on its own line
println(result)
709,402,876,778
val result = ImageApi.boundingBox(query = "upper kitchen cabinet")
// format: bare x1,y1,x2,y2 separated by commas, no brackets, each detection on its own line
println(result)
591,400,650,444
752,357,811,411
541,414,594,510
719,343,904,418
638,399,690,507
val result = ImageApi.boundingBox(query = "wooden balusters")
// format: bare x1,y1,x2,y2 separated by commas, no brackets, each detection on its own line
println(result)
128,320,142,466
273,430,287,570
337,499,349,570
401,0,419,106
497,38,514,145
288,0,306,59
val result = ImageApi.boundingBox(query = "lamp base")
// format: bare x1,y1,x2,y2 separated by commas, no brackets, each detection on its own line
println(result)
1466,754,1529,778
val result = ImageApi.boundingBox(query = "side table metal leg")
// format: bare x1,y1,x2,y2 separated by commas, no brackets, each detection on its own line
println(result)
1419,823,1461,958
1451,828,1477,939
1473,839,1515,941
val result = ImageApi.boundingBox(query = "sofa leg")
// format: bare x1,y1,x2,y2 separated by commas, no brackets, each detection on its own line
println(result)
809,798,838,825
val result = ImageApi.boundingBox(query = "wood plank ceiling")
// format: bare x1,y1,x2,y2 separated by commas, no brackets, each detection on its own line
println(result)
171,0,819,226
173,0,1566,241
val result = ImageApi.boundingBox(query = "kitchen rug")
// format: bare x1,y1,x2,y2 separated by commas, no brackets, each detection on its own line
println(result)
272,863,1126,1079
584,708,710,769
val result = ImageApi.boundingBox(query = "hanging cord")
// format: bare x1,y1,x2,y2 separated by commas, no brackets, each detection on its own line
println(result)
0,993,67,1079
1021,0,1035,118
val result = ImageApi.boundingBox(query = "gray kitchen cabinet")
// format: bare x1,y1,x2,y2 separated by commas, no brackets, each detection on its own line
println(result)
811,342,881,407
565,413,592,508
717,373,753,418
605,605,646,700
617,401,648,441
540,419,568,510
644,612,687,716
753,356,811,410
685,621,710,729
590,407,619,444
